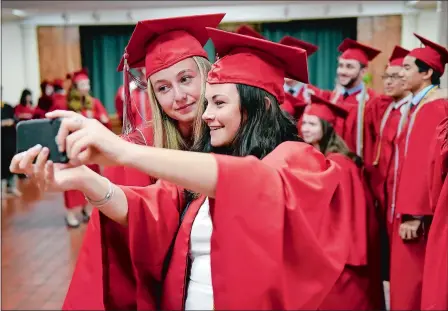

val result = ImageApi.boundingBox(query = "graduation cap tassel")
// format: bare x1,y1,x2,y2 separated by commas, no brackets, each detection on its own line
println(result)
122,50,136,136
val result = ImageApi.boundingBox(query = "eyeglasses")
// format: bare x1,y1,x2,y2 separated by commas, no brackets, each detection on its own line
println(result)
381,74,402,81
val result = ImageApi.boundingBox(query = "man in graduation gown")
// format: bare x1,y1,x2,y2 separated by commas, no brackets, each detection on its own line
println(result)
390,33,448,311
421,116,448,310
323,38,381,160
365,46,412,282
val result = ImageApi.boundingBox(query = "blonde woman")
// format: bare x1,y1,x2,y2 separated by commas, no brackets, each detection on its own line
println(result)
61,13,225,310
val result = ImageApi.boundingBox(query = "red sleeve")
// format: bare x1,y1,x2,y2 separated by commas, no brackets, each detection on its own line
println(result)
328,153,368,266
428,117,448,212
209,142,349,309
397,99,448,215
422,118,448,309
100,181,184,310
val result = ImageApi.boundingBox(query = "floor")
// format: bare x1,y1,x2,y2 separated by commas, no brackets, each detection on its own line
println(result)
1,178,87,310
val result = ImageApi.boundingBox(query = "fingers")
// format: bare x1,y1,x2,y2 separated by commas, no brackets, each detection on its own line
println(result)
56,117,88,152
19,144,43,175
45,110,79,119
10,152,26,174
411,226,419,239
44,161,55,191
399,224,406,240
70,134,92,163
77,148,92,164
66,128,89,159
34,147,49,189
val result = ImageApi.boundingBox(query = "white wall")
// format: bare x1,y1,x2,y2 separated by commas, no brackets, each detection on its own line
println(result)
1,21,40,106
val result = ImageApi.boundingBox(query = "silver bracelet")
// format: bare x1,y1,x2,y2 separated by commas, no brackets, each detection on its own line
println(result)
84,178,115,207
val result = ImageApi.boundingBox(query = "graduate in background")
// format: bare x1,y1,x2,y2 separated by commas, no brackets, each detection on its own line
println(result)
365,46,412,282
1,86,21,197
422,116,448,310
33,80,55,119
390,33,448,311
14,89,34,122
62,69,111,228
324,39,381,161
302,94,385,310
52,78,68,111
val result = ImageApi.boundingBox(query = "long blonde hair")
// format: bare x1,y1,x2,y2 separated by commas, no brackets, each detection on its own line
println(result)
146,56,211,150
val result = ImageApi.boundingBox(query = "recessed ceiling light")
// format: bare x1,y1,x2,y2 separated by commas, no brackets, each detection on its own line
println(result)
12,9,27,17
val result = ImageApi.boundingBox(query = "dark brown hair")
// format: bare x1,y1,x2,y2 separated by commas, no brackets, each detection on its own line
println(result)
318,119,362,167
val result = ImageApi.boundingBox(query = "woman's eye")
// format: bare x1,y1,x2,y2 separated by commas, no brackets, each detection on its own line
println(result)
180,75,192,83
158,85,168,92
215,101,224,106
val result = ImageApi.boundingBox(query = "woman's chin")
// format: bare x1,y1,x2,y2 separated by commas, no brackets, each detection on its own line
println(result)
210,136,230,148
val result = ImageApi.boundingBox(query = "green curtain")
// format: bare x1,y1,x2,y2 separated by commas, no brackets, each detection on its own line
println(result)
80,25,134,114
261,18,357,90
80,26,217,114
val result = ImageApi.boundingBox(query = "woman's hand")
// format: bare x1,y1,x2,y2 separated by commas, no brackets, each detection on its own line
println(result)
9,144,92,192
46,110,130,167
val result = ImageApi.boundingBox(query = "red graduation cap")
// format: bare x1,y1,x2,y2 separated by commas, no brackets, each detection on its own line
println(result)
279,36,318,56
116,13,225,78
408,33,448,75
338,38,381,66
67,68,89,83
284,92,307,116
53,78,65,89
235,25,265,40
305,94,349,126
388,45,410,67
206,28,309,104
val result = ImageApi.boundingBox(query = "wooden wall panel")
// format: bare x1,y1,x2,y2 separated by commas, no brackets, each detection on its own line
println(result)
37,26,81,89
357,15,402,93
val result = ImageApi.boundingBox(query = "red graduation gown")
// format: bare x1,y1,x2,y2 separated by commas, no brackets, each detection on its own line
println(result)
320,153,384,310
14,104,34,121
333,87,378,160
390,97,448,310
63,126,156,310
421,116,448,310
52,93,68,110
105,142,350,310
367,95,411,231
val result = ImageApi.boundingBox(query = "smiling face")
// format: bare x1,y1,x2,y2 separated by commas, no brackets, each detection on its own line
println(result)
203,83,242,147
337,58,366,89
401,55,430,94
149,57,202,125
301,113,323,145
76,79,90,95
383,65,406,98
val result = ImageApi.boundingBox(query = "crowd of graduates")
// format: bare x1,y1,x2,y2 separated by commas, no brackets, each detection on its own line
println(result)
4,12,447,311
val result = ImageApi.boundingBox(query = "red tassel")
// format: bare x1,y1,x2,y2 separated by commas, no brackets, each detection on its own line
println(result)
122,50,136,135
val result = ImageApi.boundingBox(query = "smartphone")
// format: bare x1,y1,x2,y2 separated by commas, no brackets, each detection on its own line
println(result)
16,118,69,164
